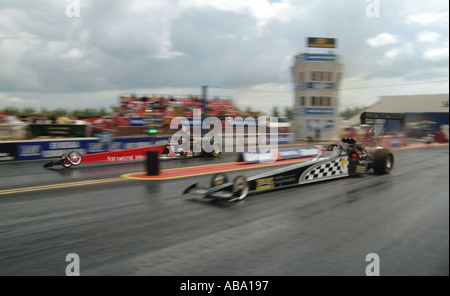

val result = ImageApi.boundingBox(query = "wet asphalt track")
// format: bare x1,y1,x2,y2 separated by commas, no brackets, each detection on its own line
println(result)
0,145,448,276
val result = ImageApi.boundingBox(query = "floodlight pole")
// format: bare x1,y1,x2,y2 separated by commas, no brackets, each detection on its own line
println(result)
202,85,207,117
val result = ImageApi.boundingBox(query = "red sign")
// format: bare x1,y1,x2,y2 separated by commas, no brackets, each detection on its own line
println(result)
81,145,165,163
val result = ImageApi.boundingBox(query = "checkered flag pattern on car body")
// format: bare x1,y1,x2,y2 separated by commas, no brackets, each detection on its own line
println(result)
306,159,342,180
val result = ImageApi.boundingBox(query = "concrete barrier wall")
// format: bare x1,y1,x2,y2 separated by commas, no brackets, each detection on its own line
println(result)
0,133,296,162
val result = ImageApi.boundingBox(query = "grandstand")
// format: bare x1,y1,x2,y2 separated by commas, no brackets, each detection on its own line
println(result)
118,94,240,119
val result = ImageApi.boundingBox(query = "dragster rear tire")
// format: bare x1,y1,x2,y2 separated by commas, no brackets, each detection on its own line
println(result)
373,149,394,174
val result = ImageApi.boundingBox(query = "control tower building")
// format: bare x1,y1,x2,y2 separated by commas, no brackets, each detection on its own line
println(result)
291,37,344,141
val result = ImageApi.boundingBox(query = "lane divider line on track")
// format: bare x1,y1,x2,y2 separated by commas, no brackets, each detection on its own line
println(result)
0,177,125,196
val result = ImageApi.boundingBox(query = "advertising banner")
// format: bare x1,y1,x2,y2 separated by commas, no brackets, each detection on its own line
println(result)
16,136,170,160
307,37,336,48
295,81,337,90
306,119,335,133
295,53,337,62
277,146,321,159
129,117,149,127
241,146,320,164
81,145,165,163
274,133,295,144
294,108,337,116
241,150,278,163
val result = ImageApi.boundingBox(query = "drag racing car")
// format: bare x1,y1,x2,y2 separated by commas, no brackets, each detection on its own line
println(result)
43,137,221,168
160,135,222,159
183,138,394,202
43,151,83,168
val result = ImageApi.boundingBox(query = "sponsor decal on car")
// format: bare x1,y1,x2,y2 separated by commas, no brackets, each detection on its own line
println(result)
355,165,366,174
256,177,274,191
340,158,349,173
274,174,297,185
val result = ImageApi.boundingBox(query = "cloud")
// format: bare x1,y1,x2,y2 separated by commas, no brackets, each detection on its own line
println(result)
423,44,449,62
0,0,448,113
382,49,401,64
0,93,37,105
185,0,296,26
416,31,441,43
4,96,25,103
366,33,399,47
61,48,84,59
377,42,415,66
404,12,449,27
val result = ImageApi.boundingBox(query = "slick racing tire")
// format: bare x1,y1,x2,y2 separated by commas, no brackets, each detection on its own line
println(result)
211,173,228,188
68,151,82,166
373,149,394,174
232,176,249,200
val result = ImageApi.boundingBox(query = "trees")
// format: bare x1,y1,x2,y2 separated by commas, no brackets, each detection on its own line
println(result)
340,107,366,120
271,106,280,118
284,106,293,121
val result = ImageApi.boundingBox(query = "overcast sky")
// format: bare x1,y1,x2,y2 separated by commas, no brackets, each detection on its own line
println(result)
0,0,448,114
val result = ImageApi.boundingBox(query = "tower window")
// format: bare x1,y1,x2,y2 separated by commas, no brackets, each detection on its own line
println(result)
310,71,333,82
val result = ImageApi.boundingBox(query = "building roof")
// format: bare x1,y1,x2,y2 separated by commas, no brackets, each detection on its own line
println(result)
346,94,449,126
367,94,449,113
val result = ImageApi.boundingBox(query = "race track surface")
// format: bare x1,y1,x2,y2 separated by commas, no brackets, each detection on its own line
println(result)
0,145,448,276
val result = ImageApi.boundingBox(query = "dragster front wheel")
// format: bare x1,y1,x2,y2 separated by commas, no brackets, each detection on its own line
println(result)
211,173,228,187
61,153,72,168
232,176,249,200
68,151,82,166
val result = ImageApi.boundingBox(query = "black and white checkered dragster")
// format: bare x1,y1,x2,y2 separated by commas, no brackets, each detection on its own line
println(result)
184,138,394,201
